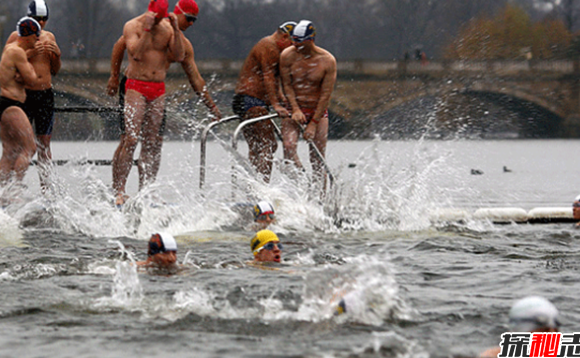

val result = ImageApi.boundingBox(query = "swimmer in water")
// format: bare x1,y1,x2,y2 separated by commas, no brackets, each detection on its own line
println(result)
573,194,580,227
250,230,282,263
479,296,560,358
136,232,178,270
253,201,276,230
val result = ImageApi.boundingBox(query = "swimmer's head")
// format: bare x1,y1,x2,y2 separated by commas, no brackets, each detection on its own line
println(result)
174,0,198,30
17,17,41,38
251,230,282,262
174,0,199,16
254,201,275,222
292,20,316,43
148,0,169,19
573,195,580,219
27,0,49,24
279,21,297,35
509,296,560,332
148,232,177,256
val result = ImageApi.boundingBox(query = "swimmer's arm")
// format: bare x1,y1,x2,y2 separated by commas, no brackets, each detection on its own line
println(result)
125,21,150,62
13,48,38,86
180,41,221,119
46,33,61,75
167,14,185,63
260,47,286,115
311,55,337,124
107,36,126,96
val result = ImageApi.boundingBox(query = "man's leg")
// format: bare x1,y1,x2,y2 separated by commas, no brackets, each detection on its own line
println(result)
0,107,36,184
36,134,52,193
281,117,303,169
139,95,165,190
112,90,146,202
242,107,277,183
309,115,329,193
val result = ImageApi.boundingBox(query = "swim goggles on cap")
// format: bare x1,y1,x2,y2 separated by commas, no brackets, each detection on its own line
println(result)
256,241,283,252
573,201,580,208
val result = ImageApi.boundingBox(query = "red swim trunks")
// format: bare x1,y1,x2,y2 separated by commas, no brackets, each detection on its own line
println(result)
301,108,328,124
125,79,166,101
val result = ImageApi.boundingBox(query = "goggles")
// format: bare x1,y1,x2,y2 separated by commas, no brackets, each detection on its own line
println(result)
573,202,580,208
32,16,48,22
176,3,197,23
257,241,283,252
256,213,275,221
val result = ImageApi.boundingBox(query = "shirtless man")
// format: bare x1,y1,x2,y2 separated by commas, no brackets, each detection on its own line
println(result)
0,18,41,186
111,0,185,207
232,22,295,183
107,0,221,193
6,1,61,193
280,20,337,193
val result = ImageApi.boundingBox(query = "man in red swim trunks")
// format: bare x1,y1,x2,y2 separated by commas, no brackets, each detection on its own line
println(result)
107,0,220,198
280,20,336,194
112,0,184,207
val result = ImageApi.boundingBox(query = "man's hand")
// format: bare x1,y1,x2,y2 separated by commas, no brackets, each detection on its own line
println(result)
168,13,179,30
143,12,156,31
273,104,289,119
209,105,222,121
303,121,316,142
44,41,61,57
291,109,307,125
106,76,119,96
26,41,44,59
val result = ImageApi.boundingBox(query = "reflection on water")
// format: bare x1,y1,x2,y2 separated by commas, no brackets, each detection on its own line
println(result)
0,140,579,357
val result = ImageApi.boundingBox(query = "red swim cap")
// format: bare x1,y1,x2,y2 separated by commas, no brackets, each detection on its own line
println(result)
174,0,199,16
148,0,169,19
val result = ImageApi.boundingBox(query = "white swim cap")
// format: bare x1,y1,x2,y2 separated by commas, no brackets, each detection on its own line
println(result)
509,296,560,332
28,0,49,18
574,194,580,203
159,232,177,252
253,201,275,221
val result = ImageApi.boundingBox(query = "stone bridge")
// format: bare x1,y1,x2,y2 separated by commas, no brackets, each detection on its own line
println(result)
53,59,580,139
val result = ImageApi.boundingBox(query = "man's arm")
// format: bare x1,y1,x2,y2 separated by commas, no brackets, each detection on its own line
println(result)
125,18,150,62
311,54,337,124
259,45,288,118
180,43,221,120
13,48,38,87
167,14,185,63
107,36,126,96
45,32,61,76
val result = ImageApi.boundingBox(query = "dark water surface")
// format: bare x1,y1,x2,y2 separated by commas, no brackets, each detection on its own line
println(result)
1,140,579,358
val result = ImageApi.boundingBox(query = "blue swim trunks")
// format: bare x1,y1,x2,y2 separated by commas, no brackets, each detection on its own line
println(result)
232,93,269,118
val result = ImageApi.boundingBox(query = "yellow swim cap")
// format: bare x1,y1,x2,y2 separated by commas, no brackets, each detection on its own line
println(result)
250,230,279,256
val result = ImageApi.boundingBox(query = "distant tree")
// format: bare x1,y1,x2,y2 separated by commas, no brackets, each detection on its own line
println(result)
444,4,572,60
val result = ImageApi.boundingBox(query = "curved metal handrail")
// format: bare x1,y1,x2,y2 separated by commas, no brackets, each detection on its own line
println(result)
199,115,240,189
231,113,279,151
